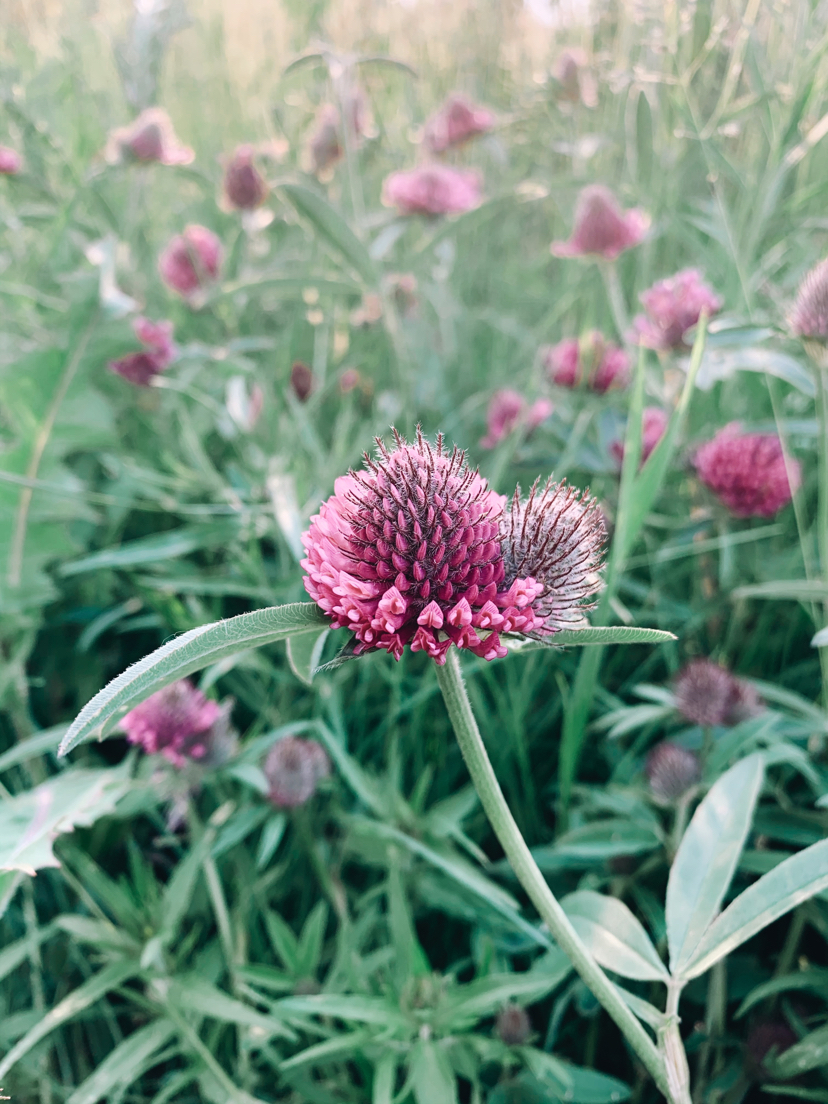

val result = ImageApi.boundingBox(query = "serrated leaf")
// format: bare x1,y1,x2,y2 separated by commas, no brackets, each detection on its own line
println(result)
561,890,668,982
58,603,328,755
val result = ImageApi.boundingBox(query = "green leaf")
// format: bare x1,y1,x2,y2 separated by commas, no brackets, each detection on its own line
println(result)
279,1030,372,1072
513,627,677,651
666,753,765,977
64,1019,177,1104
58,521,241,576
0,725,66,772
434,968,569,1032
561,890,668,982
275,993,409,1029
679,837,828,979
767,1024,828,1079
167,977,296,1039
521,1049,631,1103
373,1054,398,1104
733,580,828,603
736,968,828,1018
287,628,329,685
533,820,662,870
58,603,328,755
296,900,329,978
277,182,378,286
410,1039,458,1104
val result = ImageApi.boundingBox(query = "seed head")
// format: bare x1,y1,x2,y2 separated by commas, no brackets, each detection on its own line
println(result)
223,145,267,210
480,390,553,449
496,1004,532,1046
105,107,194,167
0,146,22,175
694,423,799,518
542,333,630,393
674,659,762,727
424,93,496,154
790,257,828,342
630,269,721,350
108,316,175,386
121,680,232,767
158,225,222,299
264,736,331,809
382,165,481,217
551,185,649,261
645,742,701,803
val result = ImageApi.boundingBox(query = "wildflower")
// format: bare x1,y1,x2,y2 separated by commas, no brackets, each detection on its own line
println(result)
0,146,22,175
694,424,799,518
423,93,496,154
306,104,343,176
387,272,419,316
790,257,828,343
339,368,361,393
223,145,267,210
673,659,762,728
290,361,314,402
264,736,331,808
350,293,383,328
552,48,598,108
121,680,233,767
301,430,604,664
611,407,669,467
542,333,630,393
480,389,553,449
646,742,701,803
158,224,222,298
108,316,175,386
630,269,722,350
382,165,481,216
496,1004,532,1046
105,107,194,166
551,185,648,261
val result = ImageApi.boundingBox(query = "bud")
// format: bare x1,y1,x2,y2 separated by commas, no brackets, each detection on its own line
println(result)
339,367,362,393
673,659,763,728
551,185,649,261
223,145,267,210
382,165,481,217
108,316,175,386
611,407,668,467
496,1004,531,1046
0,146,22,175
105,107,194,167
480,389,552,449
630,269,722,350
645,742,701,803
790,257,828,352
552,49,598,108
694,423,799,518
264,736,331,809
424,93,496,154
120,680,234,767
290,361,314,402
158,225,222,299
542,332,630,393
306,104,343,176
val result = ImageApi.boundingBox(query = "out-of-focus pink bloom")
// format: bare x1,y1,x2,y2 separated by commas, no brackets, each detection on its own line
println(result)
307,104,343,176
674,659,763,727
109,316,175,386
382,165,481,216
611,406,669,467
790,257,828,342
121,680,232,767
105,107,194,166
350,293,383,328
158,225,222,298
264,736,331,808
553,49,598,108
424,94,496,154
387,272,419,316
480,389,553,449
542,333,630,393
551,185,649,261
630,269,722,350
291,361,314,401
223,145,268,210
694,424,799,518
646,742,701,802
339,368,361,393
0,146,22,174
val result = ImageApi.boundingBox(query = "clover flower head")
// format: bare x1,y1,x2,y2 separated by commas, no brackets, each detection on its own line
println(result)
611,406,668,467
694,423,799,518
790,257,828,342
264,736,331,808
630,269,722,350
307,104,343,176
551,185,649,260
480,389,553,449
158,224,222,299
553,48,598,108
542,333,630,393
645,742,700,803
673,659,762,727
109,316,175,386
0,146,22,174
223,144,267,210
291,361,315,402
382,165,481,217
424,93,496,154
121,680,232,767
496,1004,532,1046
105,107,194,166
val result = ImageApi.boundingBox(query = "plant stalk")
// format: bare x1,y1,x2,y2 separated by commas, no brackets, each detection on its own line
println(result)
661,982,692,1104
435,649,671,1099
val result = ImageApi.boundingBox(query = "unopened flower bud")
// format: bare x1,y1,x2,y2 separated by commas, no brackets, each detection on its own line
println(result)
645,742,701,803
223,145,267,210
551,185,649,261
105,108,194,167
496,1004,531,1046
307,104,343,176
290,361,314,401
542,332,630,393
264,736,331,808
424,93,495,154
673,659,763,728
108,316,175,386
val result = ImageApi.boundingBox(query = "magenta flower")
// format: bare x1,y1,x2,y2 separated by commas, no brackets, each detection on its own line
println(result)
694,423,799,518
109,316,175,386
790,257,828,341
630,269,722,350
382,165,481,217
611,406,668,467
121,680,232,767
264,736,331,808
158,225,222,299
542,333,630,393
674,659,763,727
223,145,267,210
551,185,649,261
424,94,496,154
480,390,553,449
306,104,343,176
105,108,194,166
645,742,700,803
0,146,22,174
301,430,604,665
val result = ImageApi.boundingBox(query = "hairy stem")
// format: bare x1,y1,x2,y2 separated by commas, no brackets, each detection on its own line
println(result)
661,982,692,1104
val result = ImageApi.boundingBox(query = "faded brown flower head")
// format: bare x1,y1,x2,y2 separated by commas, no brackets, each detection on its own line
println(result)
290,361,314,402
496,1004,532,1046
264,736,331,809
646,742,701,803
673,660,763,727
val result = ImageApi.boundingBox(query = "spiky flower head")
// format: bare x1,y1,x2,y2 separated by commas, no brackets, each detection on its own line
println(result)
542,333,630,393
105,107,194,167
158,225,223,299
121,680,234,767
382,165,482,217
611,407,668,468
223,145,267,210
480,390,553,449
551,185,649,261
264,736,331,809
0,146,22,174
496,1004,532,1046
694,423,799,518
645,742,701,803
630,269,722,350
673,659,762,728
109,316,175,386
790,259,828,367
424,93,496,154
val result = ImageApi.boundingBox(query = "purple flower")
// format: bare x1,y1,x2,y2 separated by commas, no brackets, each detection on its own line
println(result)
105,108,194,167
542,333,630,393
121,680,232,767
551,185,649,261
0,146,22,174
674,659,763,727
480,389,553,449
630,269,722,350
645,742,701,803
790,257,828,341
158,225,222,299
382,165,481,217
694,423,799,518
306,104,343,176
611,406,669,467
109,316,175,386
223,145,267,210
264,736,331,809
290,361,314,402
424,94,496,154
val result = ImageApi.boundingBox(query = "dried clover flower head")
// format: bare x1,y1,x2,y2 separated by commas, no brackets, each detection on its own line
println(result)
496,1004,532,1046
223,145,267,210
290,361,315,402
264,736,331,808
645,742,701,803
790,258,828,341
158,225,222,299
630,269,722,350
424,93,496,154
551,185,649,261
121,680,234,767
694,423,799,518
673,659,762,728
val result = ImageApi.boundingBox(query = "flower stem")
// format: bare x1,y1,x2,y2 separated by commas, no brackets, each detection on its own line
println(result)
816,368,828,705
435,650,671,1099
